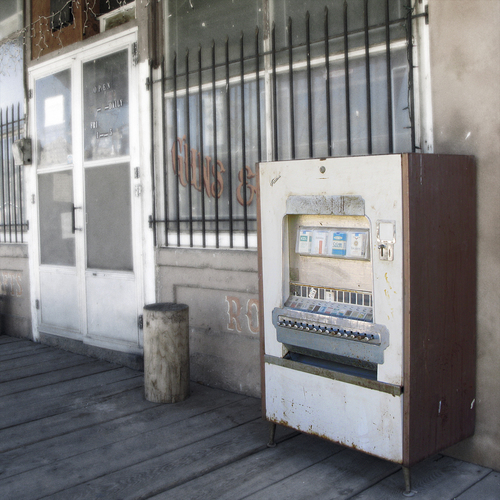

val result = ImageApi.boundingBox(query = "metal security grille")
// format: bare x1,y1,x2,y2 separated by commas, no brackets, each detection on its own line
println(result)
151,1,420,249
0,104,27,243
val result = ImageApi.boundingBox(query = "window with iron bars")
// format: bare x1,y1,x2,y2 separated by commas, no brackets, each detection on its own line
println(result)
151,0,417,249
0,104,27,243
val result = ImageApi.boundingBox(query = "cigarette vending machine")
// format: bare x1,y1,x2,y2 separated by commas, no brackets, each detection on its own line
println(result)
258,154,476,491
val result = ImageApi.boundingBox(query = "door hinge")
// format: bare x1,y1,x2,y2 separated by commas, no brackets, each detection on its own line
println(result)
132,42,138,66
28,89,33,99
138,314,143,330
35,299,40,310
134,167,140,179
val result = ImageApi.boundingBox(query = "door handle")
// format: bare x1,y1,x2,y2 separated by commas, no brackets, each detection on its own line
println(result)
72,204,83,233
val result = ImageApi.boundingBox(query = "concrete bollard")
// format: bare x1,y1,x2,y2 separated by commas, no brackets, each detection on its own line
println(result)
143,303,190,403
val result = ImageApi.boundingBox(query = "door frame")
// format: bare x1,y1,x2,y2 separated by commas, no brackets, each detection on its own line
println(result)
27,28,154,355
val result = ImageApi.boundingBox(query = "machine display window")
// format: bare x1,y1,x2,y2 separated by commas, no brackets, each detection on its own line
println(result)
296,226,369,260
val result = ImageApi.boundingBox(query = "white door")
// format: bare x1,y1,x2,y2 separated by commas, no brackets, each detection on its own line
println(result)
30,33,144,355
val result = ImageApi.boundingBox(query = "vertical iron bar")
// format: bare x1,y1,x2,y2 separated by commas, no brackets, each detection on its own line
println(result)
12,105,18,242
306,11,313,158
161,58,169,246
407,0,416,152
19,163,23,241
324,7,332,157
385,0,394,153
185,50,193,247
6,106,12,241
364,0,372,154
343,0,352,155
288,17,296,159
149,62,157,246
0,109,5,241
272,23,278,161
173,52,181,246
240,33,248,248
212,42,219,247
18,104,24,242
198,46,206,247
225,37,234,247
255,27,262,162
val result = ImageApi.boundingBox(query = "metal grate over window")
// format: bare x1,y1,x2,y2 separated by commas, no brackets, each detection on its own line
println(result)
0,104,27,243
150,1,419,250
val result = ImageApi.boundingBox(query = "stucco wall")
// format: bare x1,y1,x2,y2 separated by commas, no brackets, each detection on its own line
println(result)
428,0,500,470
0,244,32,339
156,248,261,397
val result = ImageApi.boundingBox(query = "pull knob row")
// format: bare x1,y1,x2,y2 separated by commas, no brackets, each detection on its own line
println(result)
277,318,379,344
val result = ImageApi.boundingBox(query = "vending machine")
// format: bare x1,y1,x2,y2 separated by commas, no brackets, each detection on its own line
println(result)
257,154,476,491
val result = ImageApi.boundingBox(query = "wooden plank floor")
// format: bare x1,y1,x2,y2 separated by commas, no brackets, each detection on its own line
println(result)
0,335,498,500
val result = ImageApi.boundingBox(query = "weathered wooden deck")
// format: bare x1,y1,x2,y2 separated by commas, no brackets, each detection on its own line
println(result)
0,334,498,500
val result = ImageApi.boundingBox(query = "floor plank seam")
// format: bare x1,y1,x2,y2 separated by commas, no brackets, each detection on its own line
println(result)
236,445,348,500
0,347,53,361
22,391,252,459
0,365,131,397
0,386,150,454
446,469,495,500
0,399,263,482
344,466,403,499
0,375,144,435
139,439,278,499
31,417,265,500
233,440,346,500
0,336,24,343
0,359,100,386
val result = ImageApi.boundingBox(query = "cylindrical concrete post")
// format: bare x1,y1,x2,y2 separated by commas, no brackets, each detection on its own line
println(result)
143,303,190,403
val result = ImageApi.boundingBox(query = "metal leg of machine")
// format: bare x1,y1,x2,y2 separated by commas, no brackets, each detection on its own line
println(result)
267,422,277,448
402,466,416,497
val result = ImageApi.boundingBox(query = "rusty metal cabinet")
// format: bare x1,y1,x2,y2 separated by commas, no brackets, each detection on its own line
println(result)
258,154,476,491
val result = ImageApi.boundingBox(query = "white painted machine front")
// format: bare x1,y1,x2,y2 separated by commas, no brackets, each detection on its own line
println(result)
259,155,405,463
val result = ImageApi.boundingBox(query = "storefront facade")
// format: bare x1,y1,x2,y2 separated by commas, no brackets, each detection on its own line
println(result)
0,0,499,471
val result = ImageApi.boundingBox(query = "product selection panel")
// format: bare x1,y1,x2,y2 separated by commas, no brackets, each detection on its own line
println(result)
272,220,389,367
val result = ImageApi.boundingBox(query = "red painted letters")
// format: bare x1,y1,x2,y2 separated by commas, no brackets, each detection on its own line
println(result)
171,137,255,206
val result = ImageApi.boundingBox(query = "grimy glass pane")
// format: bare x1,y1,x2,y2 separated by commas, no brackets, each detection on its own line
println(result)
85,163,132,271
0,0,22,38
83,50,129,161
35,69,72,166
166,0,263,75
0,36,24,111
38,170,75,266
272,0,408,47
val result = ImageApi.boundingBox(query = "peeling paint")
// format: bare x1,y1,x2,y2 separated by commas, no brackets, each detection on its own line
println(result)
385,272,393,290
270,174,281,186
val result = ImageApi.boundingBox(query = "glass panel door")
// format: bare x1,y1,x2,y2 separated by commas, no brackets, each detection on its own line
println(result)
85,163,132,271
38,170,75,266
83,49,129,161
82,48,139,346
38,169,80,332
35,68,80,335
32,38,141,350
35,70,72,167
